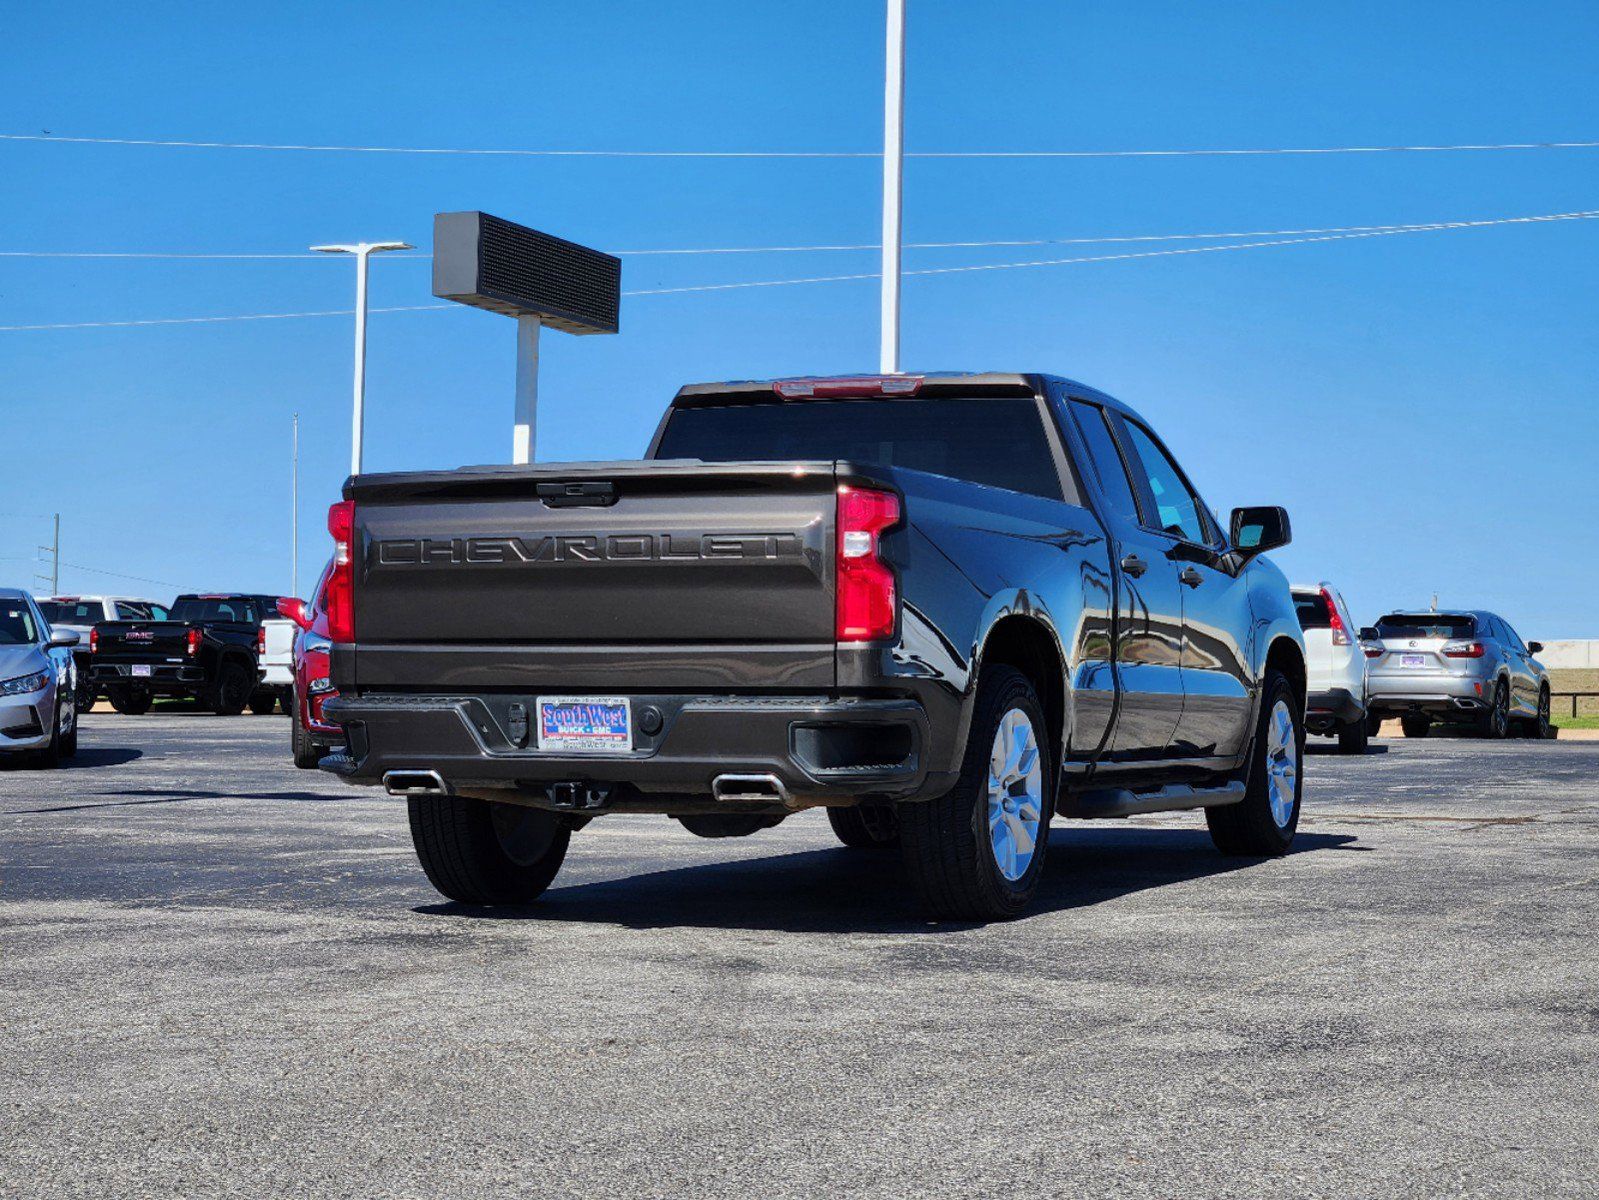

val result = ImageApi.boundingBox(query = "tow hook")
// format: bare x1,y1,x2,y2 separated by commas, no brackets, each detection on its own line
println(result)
547,781,611,811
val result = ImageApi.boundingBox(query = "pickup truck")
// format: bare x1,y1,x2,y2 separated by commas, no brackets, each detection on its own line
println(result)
323,372,1306,920
36,595,170,710
90,592,281,715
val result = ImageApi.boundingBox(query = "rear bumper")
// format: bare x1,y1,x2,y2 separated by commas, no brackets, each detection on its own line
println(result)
89,662,209,694
258,664,294,687
1367,674,1486,718
320,692,941,808
1305,687,1363,731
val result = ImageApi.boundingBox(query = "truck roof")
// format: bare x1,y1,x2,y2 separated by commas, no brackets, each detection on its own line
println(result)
671,371,1134,415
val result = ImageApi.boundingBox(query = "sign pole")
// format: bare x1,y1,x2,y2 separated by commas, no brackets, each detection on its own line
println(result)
880,0,906,375
513,315,541,464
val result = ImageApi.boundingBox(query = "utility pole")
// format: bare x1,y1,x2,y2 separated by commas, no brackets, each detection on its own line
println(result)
291,412,299,596
35,514,59,595
880,0,906,374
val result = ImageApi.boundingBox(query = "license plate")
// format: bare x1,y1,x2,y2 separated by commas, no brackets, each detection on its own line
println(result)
130,664,153,678
536,696,632,754
1401,654,1426,668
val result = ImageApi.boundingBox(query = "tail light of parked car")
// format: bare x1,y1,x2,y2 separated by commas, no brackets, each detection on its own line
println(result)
256,625,267,655
88,627,98,654
186,628,202,657
1363,643,1384,659
1320,587,1350,646
1443,640,1486,658
326,500,356,644
836,485,901,642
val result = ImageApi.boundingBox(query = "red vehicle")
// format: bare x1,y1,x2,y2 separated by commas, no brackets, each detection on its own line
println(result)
277,565,342,769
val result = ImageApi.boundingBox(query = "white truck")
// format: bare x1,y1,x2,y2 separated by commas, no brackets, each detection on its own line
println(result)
255,612,297,715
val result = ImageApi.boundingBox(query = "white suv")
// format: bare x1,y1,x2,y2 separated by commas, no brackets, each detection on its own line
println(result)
1291,582,1370,753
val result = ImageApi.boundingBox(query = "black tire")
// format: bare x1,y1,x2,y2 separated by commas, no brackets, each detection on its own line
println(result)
1525,686,1553,740
827,803,900,848
898,666,1052,921
1366,711,1384,738
290,693,322,769
212,661,252,716
31,701,64,769
60,696,79,758
1400,714,1430,739
407,796,570,905
1478,679,1510,739
1207,668,1303,856
248,690,278,716
675,813,783,838
75,673,97,714
108,686,152,716
1336,714,1370,755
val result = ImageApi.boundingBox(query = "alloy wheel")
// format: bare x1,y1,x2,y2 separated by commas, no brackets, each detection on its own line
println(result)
1265,698,1300,828
987,708,1044,882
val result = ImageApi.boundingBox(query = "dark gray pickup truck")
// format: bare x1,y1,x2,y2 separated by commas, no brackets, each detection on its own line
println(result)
323,372,1306,920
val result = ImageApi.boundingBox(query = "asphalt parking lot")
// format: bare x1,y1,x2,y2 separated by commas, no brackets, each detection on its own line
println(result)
3,714,1597,1199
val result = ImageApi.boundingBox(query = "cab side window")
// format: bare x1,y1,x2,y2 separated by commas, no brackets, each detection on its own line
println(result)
1120,420,1210,545
1067,400,1141,525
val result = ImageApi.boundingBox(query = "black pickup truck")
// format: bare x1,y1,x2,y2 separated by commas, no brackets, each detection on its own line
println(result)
323,372,1306,920
90,593,278,715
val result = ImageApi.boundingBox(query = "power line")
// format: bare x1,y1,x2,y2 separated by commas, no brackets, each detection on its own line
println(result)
2,207,1593,332
6,211,1596,261
4,131,1598,159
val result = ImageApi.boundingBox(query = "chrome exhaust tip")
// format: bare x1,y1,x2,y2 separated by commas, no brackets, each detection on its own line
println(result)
383,769,451,797
711,773,790,805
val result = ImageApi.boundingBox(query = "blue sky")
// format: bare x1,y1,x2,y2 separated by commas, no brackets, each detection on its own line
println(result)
3,1,1597,634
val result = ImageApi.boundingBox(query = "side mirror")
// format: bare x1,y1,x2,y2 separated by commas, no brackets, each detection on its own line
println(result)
1229,506,1291,557
1528,641,1544,655
277,597,311,631
1359,627,1380,641
49,629,80,648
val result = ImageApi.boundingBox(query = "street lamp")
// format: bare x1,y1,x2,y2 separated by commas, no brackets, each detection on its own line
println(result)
311,240,413,475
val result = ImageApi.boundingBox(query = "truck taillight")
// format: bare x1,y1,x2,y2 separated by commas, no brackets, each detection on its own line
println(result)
185,628,202,657
1443,640,1485,658
326,500,356,644
256,625,267,655
836,485,900,642
1321,587,1350,646
89,628,99,654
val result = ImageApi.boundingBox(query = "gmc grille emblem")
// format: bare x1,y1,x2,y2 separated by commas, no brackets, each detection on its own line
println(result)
375,533,806,566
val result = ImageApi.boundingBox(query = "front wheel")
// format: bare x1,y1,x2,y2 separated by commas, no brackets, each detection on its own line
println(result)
1207,669,1302,856
75,674,97,713
108,686,152,716
408,796,570,905
248,690,278,716
1336,714,1370,755
827,803,900,849
1523,687,1553,740
212,662,252,716
289,693,322,769
898,666,1051,921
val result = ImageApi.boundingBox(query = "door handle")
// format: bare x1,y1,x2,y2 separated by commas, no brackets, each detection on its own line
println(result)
1179,566,1204,588
1120,554,1147,578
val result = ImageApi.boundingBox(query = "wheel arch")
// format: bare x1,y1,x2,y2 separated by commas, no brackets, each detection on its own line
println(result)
1264,634,1307,712
977,613,1068,791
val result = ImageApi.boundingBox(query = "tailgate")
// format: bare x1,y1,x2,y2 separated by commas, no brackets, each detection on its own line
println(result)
346,461,841,690
94,621,192,659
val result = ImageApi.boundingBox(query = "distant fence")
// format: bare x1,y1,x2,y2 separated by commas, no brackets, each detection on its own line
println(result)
1553,692,1599,720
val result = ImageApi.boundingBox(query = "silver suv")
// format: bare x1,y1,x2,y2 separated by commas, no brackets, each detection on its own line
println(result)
1362,610,1551,739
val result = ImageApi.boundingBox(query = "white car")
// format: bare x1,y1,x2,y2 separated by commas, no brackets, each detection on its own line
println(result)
1,588,80,767
254,612,297,714
1291,582,1371,753
37,595,169,710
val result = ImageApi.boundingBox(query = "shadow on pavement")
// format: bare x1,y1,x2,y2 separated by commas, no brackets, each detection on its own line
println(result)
415,826,1362,934
13,787,345,814
1305,743,1389,757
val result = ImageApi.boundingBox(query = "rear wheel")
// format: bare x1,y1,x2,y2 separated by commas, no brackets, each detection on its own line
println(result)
898,666,1051,921
408,796,570,905
108,686,152,716
827,803,900,849
1400,714,1430,739
248,690,278,716
1478,680,1510,739
1336,714,1370,755
1366,711,1384,738
289,692,322,769
1207,668,1302,856
212,661,252,716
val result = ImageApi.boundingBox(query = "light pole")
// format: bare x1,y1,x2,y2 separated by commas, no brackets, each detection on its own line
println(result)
311,240,413,475
880,0,906,374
